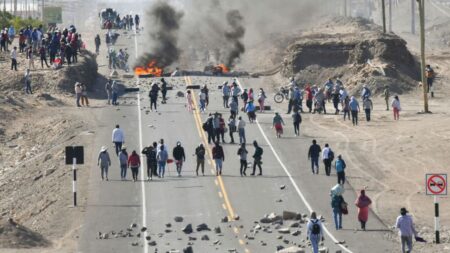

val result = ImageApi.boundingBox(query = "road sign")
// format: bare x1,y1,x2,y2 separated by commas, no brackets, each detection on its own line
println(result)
65,146,84,165
426,174,447,195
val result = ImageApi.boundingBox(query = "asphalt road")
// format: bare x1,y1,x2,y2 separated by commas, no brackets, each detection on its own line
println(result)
77,13,398,253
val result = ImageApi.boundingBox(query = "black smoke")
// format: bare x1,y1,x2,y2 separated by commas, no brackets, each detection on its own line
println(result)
135,1,183,68
223,10,245,68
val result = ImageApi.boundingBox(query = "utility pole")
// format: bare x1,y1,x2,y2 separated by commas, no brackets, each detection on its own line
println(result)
411,0,416,34
382,0,387,33
343,0,347,17
418,0,429,112
389,0,393,32
3,0,6,12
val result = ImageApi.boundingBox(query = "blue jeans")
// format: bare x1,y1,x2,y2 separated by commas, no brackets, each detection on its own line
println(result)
333,210,342,229
311,156,319,173
239,128,246,144
310,234,320,253
215,159,223,171
200,99,206,111
158,161,166,177
120,164,127,179
112,92,118,105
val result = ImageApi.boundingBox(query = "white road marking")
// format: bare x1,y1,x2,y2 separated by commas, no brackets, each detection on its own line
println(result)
134,30,149,253
236,78,352,253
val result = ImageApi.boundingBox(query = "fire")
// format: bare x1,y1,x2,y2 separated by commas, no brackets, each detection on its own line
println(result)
134,61,163,77
217,64,229,73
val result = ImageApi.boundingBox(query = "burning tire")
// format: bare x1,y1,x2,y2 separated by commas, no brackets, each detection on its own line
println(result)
274,93,285,103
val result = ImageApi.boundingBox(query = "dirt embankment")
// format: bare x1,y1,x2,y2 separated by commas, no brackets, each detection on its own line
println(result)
0,51,99,250
281,17,420,95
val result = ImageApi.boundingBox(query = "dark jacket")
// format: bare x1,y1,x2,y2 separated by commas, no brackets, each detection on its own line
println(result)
253,146,263,160
212,146,224,160
172,146,185,161
195,146,205,160
292,112,302,123
142,147,157,164
308,144,321,158
331,195,344,213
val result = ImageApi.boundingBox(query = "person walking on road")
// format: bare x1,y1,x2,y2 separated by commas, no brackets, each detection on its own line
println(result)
245,100,256,123
212,142,225,176
24,69,32,94
222,81,230,108
363,97,373,122
343,96,350,121
10,46,18,71
199,89,207,113
396,207,419,253
173,141,186,177
257,88,266,112
161,78,168,104
322,144,334,176
186,90,194,112
149,82,159,112
94,34,101,54
292,111,302,136
80,83,89,106
308,140,321,174
142,145,157,180
384,85,390,111
231,82,241,107
237,116,246,144
228,115,236,144
349,96,360,126
335,154,346,185
203,114,215,144
111,80,119,106
201,84,209,107
425,64,435,97
98,146,111,181
75,82,82,106
272,112,285,138
128,150,141,182
331,193,344,230
195,143,206,176
105,79,112,105
307,211,324,253
237,143,248,176
355,189,372,230
229,98,238,119
251,141,263,176
212,113,221,143
392,95,401,121
112,125,125,156
118,146,128,180
156,145,168,178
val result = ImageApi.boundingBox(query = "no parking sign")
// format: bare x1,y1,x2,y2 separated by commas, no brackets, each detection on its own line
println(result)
426,174,447,195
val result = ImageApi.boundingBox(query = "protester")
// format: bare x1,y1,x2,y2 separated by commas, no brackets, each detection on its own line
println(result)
195,143,206,176
363,97,373,122
396,207,418,253
80,83,89,106
111,80,119,106
343,96,350,121
222,81,230,108
237,116,246,144
425,64,435,97
202,84,209,107
24,69,32,94
74,82,82,106
105,79,112,105
112,124,125,156
229,98,238,119
26,46,35,70
332,88,340,114
231,82,241,106
257,88,266,112
307,211,324,253
272,112,285,138
355,189,372,230
361,84,371,99
335,154,346,184
331,193,344,230
241,88,249,109
251,141,263,176
199,89,207,113
10,46,18,71
142,145,157,180
227,115,236,144
237,143,248,176
305,85,313,113
186,90,193,112
173,141,186,177
392,95,401,120
349,96,360,126
245,100,256,123
212,113,221,143
292,111,302,136
308,140,321,174
212,142,225,176
149,82,159,111
322,143,334,176
161,78,168,104
97,146,111,181
156,145,168,178
39,45,50,68
94,34,101,54
118,146,128,180
128,150,140,182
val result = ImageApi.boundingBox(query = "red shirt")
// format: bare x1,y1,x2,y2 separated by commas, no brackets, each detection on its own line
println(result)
128,154,140,167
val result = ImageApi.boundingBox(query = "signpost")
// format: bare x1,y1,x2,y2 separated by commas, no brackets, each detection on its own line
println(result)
426,173,447,244
65,146,84,207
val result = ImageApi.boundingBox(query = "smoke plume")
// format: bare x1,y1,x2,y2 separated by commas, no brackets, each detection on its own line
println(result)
223,10,246,67
135,1,183,68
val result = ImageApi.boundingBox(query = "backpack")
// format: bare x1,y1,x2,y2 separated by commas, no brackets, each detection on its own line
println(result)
202,122,208,131
311,220,321,235
329,149,334,161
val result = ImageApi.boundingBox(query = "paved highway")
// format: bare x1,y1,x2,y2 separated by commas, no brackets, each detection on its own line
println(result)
77,12,397,253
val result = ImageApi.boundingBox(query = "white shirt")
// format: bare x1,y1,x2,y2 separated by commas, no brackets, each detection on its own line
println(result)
322,147,330,159
10,49,17,59
307,218,324,238
392,99,401,110
199,92,206,101
112,128,125,143
237,119,246,129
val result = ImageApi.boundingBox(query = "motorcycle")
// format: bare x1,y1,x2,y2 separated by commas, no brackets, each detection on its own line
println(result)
273,86,289,103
